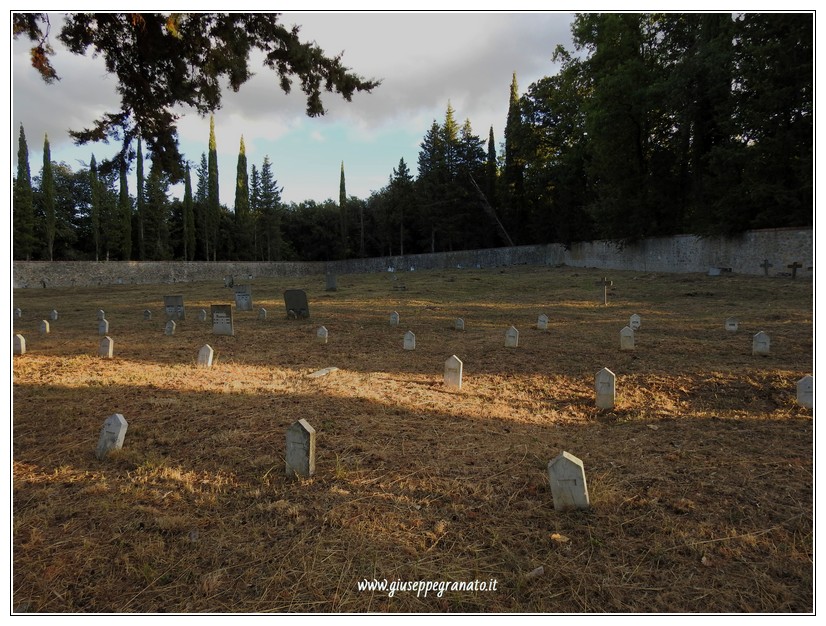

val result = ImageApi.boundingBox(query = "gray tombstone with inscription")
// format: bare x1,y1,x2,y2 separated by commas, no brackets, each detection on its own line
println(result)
211,304,235,336
99,336,114,358
164,295,185,320
285,419,316,478
234,285,253,311
595,367,616,409
444,355,463,389
752,331,770,356
325,273,337,292
547,451,590,511
797,375,813,409
284,290,310,319
14,334,26,355
95,413,128,460
98,319,109,336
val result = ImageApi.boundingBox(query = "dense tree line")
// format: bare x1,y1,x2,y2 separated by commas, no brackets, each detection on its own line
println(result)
13,13,811,262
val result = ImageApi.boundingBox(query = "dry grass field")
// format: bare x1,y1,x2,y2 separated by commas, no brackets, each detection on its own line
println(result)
12,265,813,613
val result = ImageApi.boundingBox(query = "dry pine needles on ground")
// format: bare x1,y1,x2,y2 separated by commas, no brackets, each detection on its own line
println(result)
12,266,813,613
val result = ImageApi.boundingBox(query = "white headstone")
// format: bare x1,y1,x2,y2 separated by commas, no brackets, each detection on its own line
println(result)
537,314,549,331
39,320,50,334
444,355,463,389
165,320,176,336
50,310,58,321
198,344,214,368
97,309,106,321
317,326,329,344
454,318,465,331
547,451,590,511
629,314,641,330
258,308,267,320
595,367,616,409
98,319,109,335
95,413,128,460
285,419,316,478
14,308,22,319
143,309,152,321
198,309,208,322
13,334,25,355
725,317,739,332
403,330,416,350
325,274,337,291
390,311,400,326
752,331,770,356
797,375,813,409
505,326,519,348
98,336,113,358
620,326,635,351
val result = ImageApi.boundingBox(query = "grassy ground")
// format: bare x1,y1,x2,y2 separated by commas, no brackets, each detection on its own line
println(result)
12,266,813,613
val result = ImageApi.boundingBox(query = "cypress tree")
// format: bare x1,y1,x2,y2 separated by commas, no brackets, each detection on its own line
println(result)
207,115,219,260
13,124,35,260
119,162,132,260
183,163,195,261
136,138,146,260
503,72,526,242
339,161,348,258
90,154,101,261
195,153,209,260
234,135,251,259
485,126,497,209
42,134,56,261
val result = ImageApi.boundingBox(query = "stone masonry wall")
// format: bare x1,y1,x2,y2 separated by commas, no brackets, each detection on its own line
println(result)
13,227,813,288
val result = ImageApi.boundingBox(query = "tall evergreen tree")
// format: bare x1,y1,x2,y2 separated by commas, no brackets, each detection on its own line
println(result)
194,153,209,260
207,115,219,260
136,138,146,259
13,124,35,260
183,163,195,261
42,134,56,261
503,72,527,242
259,156,283,261
339,161,348,258
118,162,132,260
234,135,252,259
388,157,415,256
249,164,261,259
89,154,101,261
144,159,170,259
485,126,498,209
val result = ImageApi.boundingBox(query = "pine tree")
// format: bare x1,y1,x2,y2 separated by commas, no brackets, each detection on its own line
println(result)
485,126,498,209
183,163,195,261
136,138,146,259
259,156,283,261
89,154,101,261
42,134,56,261
249,164,261,259
118,162,132,260
234,135,251,259
207,115,220,260
13,124,35,260
144,159,170,259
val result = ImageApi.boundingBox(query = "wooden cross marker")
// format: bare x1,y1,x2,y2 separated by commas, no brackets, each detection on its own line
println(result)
760,259,773,276
595,277,613,305
787,262,802,279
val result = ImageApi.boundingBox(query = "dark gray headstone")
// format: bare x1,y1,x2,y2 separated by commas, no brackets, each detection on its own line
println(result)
211,304,234,336
143,309,152,321
325,273,337,291
285,419,316,478
284,290,310,319
234,285,253,311
164,295,185,320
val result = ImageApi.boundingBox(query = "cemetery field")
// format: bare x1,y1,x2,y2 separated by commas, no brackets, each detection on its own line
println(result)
12,266,813,613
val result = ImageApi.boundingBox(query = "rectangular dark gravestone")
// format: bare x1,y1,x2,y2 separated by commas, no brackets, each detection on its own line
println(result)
284,289,310,319
164,295,185,320
234,285,253,311
211,304,235,336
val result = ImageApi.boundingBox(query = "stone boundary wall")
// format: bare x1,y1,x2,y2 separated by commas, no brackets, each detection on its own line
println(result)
13,227,813,288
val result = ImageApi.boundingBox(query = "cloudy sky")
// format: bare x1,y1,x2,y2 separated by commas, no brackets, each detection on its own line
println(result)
11,11,576,205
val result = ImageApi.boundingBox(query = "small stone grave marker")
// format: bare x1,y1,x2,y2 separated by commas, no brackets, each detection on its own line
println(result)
505,326,519,348
547,451,590,511
13,334,25,355
317,326,329,344
98,319,109,335
787,262,802,279
164,295,185,320
224,275,234,288
760,259,773,276
444,355,463,389
620,326,635,351
197,344,214,368
50,309,58,321
752,331,770,356
285,419,316,478
537,314,549,331
14,308,22,319
39,320,50,334
796,375,813,409
390,311,400,326
595,367,616,409
258,308,267,320
307,367,339,378
95,413,128,460
143,309,152,321
629,314,641,331
198,309,207,322
725,317,738,332
234,285,253,311
403,330,416,350
211,304,234,336
97,309,105,320
325,273,337,292
99,336,114,358
284,289,310,319
595,277,612,305
455,318,465,331
165,320,176,336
